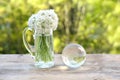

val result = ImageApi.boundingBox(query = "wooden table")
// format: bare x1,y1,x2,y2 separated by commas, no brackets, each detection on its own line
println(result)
0,54,120,80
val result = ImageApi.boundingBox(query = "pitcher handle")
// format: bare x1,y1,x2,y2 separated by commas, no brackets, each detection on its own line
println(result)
23,27,35,57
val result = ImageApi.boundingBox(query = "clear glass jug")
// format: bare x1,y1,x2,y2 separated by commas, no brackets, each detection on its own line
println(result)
23,27,54,68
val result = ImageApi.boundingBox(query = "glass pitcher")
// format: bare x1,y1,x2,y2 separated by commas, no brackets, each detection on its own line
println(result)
23,27,54,68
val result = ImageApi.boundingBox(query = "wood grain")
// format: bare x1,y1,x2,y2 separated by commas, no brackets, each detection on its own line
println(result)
0,54,120,80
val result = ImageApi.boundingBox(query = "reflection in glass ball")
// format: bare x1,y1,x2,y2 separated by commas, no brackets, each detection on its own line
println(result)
62,43,86,68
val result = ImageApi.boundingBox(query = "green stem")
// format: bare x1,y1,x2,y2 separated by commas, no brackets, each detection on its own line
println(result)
35,34,53,62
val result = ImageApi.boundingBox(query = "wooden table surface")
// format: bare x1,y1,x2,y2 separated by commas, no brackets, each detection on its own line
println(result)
0,54,120,80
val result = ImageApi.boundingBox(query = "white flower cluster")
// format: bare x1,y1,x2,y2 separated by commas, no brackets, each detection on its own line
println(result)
28,10,58,31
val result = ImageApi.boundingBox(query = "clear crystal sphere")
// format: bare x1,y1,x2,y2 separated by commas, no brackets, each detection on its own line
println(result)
62,43,86,68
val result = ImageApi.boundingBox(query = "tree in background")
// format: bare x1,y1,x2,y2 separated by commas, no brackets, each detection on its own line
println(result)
0,0,120,54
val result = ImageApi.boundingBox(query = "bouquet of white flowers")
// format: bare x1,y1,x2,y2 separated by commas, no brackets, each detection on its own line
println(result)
28,9,58,31
27,10,58,65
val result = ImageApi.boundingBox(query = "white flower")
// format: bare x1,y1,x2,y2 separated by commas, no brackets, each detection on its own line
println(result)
28,9,58,31
28,14,36,28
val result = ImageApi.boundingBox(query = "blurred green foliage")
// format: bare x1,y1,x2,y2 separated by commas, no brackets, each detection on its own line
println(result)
0,0,120,54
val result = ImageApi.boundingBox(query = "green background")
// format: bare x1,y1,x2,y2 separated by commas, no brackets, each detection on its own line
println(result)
0,0,120,54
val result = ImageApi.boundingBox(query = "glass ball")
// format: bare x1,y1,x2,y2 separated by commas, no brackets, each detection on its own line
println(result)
62,43,86,68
